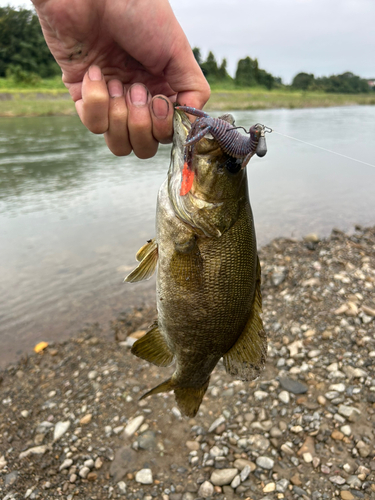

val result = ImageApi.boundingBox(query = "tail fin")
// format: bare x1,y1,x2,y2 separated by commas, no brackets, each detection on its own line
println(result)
140,378,210,418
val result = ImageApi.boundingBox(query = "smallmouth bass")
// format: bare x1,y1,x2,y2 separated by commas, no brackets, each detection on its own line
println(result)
125,109,267,417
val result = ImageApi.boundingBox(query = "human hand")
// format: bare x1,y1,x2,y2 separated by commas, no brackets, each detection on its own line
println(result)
31,0,210,158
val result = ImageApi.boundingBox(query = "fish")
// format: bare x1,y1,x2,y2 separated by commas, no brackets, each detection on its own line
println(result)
125,108,267,417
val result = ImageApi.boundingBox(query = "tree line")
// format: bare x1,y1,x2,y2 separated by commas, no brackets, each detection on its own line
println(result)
0,6,372,94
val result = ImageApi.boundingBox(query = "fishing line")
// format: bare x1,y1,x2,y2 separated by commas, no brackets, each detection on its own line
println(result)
270,129,375,169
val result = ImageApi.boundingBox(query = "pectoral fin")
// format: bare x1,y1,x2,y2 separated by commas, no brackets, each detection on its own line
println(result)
124,240,158,283
131,321,174,367
223,257,267,380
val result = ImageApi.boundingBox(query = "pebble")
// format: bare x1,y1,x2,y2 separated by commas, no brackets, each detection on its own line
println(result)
230,474,241,489
138,430,156,450
278,390,290,404
88,370,98,380
53,421,71,442
346,475,362,488
80,413,92,425
256,456,274,470
338,404,361,419
198,481,214,498
340,425,352,436
341,492,355,500
240,465,251,482
233,459,256,472
210,468,238,486
186,440,200,451
331,430,344,440
329,475,346,485
0,455,7,470
135,468,153,485
276,478,289,493
59,459,73,471
208,415,226,433
117,481,126,495
79,466,90,479
263,482,276,493
124,415,144,437
19,445,47,459
279,377,308,394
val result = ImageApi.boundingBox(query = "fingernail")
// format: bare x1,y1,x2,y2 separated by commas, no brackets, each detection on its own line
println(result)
88,65,102,81
108,80,124,98
129,83,148,106
152,96,169,120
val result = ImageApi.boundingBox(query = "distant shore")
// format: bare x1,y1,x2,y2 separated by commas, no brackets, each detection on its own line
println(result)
0,87,374,117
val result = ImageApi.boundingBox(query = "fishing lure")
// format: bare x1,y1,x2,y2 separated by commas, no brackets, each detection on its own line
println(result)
176,106,271,195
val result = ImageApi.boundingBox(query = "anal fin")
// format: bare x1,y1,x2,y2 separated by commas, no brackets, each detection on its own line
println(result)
223,257,267,380
131,322,174,367
124,240,158,283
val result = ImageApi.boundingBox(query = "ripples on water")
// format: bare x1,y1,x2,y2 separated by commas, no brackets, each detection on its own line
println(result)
0,107,374,367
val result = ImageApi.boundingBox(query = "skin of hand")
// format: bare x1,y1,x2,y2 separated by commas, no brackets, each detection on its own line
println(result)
31,0,210,158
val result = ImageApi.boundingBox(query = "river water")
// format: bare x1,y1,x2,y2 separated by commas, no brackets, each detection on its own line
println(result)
1,106,374,367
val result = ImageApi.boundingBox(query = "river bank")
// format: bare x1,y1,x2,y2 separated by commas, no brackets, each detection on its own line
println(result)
0,88,374,117
1,226,374,500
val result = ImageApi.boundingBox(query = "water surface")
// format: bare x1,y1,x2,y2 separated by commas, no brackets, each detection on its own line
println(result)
1,107,374,367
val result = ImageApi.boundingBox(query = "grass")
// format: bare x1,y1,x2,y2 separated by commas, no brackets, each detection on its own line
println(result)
1,78,374,117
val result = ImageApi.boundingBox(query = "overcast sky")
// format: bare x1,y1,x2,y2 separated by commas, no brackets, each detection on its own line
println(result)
1,0,374,83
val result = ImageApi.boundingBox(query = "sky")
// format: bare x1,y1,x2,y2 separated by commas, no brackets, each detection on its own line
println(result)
1,0,374,83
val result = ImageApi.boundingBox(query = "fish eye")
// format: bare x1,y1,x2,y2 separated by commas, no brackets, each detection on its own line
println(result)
225,157,242,174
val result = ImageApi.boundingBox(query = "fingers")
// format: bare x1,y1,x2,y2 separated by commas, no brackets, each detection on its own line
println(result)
77,65,109,134
150,95,174,144
104,80,131,157
76,66,174,158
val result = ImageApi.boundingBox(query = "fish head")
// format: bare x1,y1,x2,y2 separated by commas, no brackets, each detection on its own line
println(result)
168,109,250,237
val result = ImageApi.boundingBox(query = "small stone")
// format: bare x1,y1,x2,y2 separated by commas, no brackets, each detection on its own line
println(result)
230,475,241,489
254,390,268,400
279,377,308,394
59,459,73,471
329,475,346,485
19,445,47,459
87,472,97,481
53,421,71,442
308,349,321,358
338,404,361,421
313,457,320,468
340,425,352,436
198,480,214,498
303,452,313,463
280,443,294,455
171,406,182,419
256,456,274,470
340,492,354,500
117,481,127,495
240,465,251,482
233,458,256,472
0,455,7,471
95,457,103,469
186,440,200,451
208,415,226,433
21,410,29,418
79,466,90,479
276,478,289,493
263,482,276,493
290,425,303,433
80,414,92,425
69,474,77,483
329,383,346,392
5,471,18,486
278,391,290,404
135,468,153,485
331,430,344,440
304,233,320,243
88,370,98,379
84,458,94,468
346,475,362,488
210,468,238,486
124,415,144,437
290,473,302,486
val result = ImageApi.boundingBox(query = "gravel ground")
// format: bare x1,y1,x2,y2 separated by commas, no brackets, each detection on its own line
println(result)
1,226,375,500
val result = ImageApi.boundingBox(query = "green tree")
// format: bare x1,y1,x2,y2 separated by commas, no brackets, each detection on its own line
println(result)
291,72,315,90
0,6,60,79
200,51,219,79
235,56,257,87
